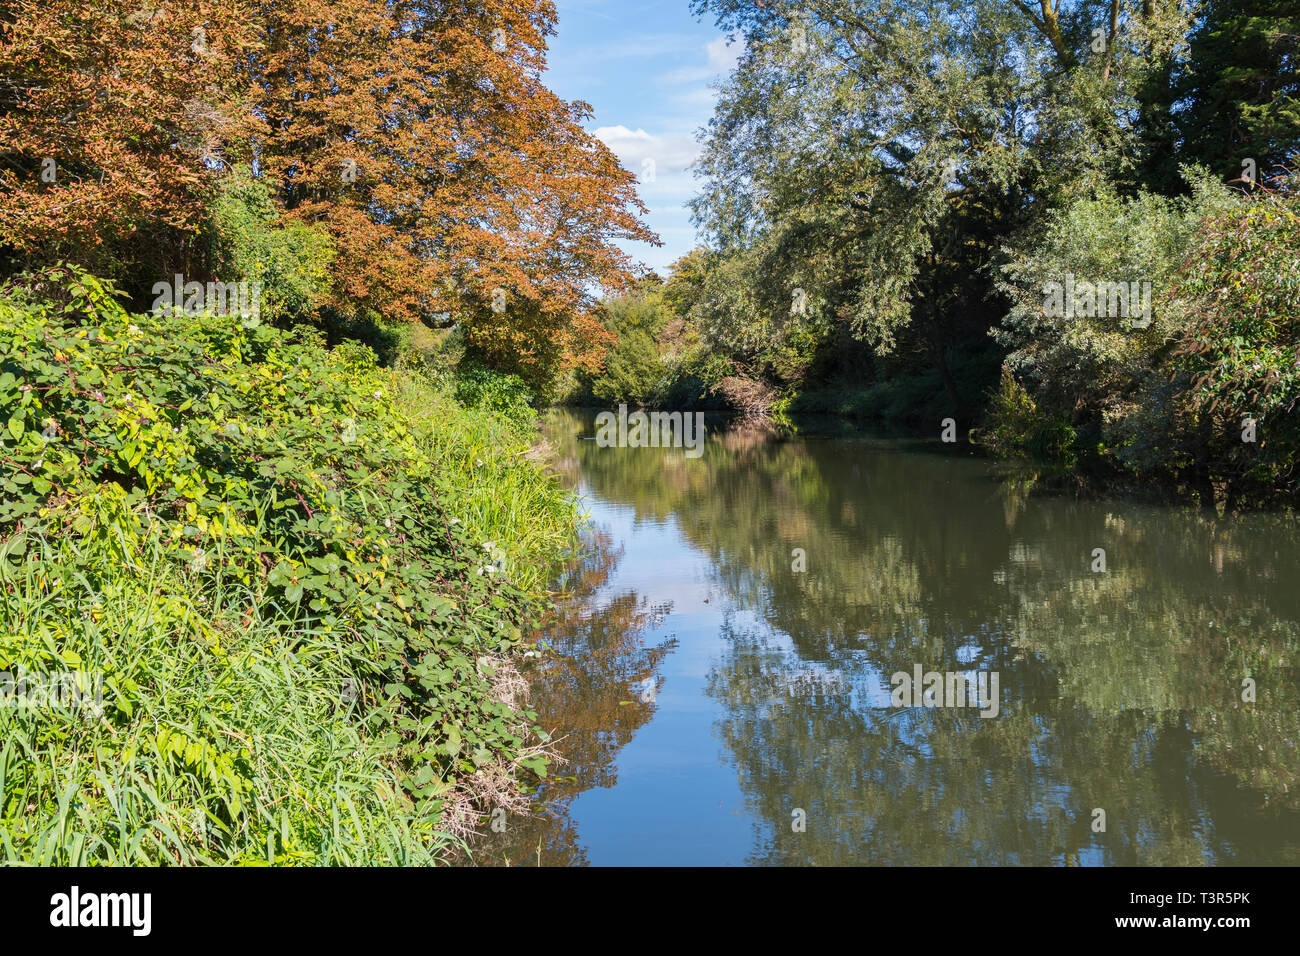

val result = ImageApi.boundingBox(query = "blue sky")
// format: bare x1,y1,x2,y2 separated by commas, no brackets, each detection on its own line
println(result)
544,1,742,275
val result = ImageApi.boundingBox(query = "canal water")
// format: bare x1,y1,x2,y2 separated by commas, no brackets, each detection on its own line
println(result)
472,410,1300,866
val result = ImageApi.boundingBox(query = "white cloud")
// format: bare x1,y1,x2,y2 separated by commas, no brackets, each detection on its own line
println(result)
658,34,743,86
593,125,704,271
705,35,742,73
594,125,700,177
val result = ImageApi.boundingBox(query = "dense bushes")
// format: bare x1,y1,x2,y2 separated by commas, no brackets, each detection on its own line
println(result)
452,364,537,427
980,366,1076,464
564,277,728,410
989,172,1300,493
1172,187,1300,486
0,0,653,394
205,167,335,325
572,0,1299,475
0,267,578,863
586,292,668,407
995,174,1230,409
585,166,1300,501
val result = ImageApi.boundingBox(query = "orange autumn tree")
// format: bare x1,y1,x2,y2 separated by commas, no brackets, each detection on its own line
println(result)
0,1,255,286
241,0,657,389
1,1,655,388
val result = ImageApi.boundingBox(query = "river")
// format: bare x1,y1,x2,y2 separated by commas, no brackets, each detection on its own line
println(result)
472,409,1300,866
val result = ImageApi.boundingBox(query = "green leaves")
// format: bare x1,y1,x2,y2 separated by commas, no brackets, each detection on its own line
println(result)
0,265,565,836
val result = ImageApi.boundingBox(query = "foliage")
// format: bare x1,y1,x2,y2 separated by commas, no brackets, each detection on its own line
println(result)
1171,183,1300,485
0,0,256,283
238,0,654,382
673,0,1300,446
567,259,733,410
0,266,580,862
688,0,1196,351
587,288,670,407
461,298,616,400
206,167,335,324
983,365,1053,458
452,364,537,429
0,531,451,865
1169,0,1300,192
993,169,1239,467
0,0,656,386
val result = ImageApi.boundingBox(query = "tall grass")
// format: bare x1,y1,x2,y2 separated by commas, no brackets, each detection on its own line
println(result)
1,361,580,866
0,531,456,865
393,367,585,595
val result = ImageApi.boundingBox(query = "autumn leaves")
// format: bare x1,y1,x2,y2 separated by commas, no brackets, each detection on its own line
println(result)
1,1,656,391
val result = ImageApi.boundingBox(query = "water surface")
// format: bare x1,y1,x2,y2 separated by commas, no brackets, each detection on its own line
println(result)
476,410,1300,866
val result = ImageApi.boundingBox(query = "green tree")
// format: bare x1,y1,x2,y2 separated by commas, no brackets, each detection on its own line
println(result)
992,169,1236,450
207,167,334,324
588,286,669,407
1173,0,1300,188
686,0,1195,420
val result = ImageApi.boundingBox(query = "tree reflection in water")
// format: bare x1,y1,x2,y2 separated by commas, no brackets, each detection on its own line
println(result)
466,529,677,865
475,411,1300,865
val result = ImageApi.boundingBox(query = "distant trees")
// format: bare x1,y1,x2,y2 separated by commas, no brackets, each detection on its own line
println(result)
577,1,1213,425
569,0,1299,492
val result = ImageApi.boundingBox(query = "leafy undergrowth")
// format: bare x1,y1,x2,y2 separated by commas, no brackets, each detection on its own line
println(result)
0,267,579,864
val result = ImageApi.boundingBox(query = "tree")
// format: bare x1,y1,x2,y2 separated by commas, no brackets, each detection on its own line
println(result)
0,1,255,284
1173,0,1300,188
685,0,1196,419
240,0,657,388
1,1,656,390
992,168,1238,470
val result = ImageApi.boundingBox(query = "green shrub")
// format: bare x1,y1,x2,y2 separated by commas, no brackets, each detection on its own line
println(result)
983,365,1039,455
981,366,1077,464
1171,182,1300,485
590,326,663,406
453,364,536,426
207,166,334,324
0,265,576,863
580,289,670,407
994,169,1238,440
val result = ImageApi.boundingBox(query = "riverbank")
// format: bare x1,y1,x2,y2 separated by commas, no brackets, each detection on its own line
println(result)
0,268,580,864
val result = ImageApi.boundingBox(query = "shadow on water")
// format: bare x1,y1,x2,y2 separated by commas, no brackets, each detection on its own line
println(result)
468,408,1300,865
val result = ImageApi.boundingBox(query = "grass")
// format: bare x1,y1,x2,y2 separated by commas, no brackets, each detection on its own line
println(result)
0,336,582,865
395,371,584,594
0,530,454,865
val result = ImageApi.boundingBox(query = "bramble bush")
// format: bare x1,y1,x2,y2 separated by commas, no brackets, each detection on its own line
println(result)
0,265,571,863
1172,182,1300,487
